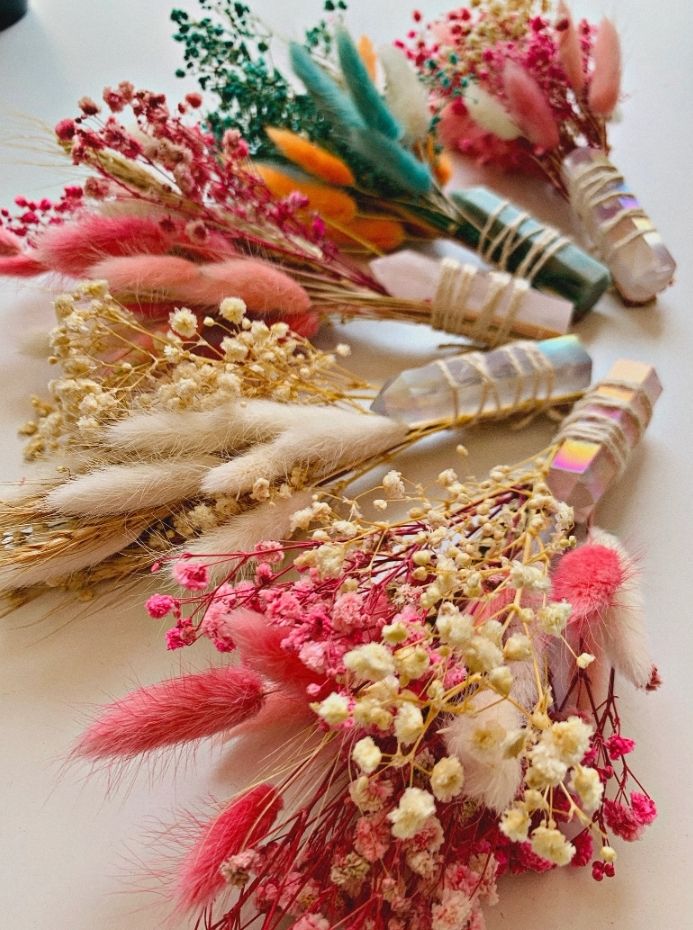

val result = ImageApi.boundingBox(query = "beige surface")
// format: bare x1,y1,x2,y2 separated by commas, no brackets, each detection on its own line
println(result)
1,0,691,926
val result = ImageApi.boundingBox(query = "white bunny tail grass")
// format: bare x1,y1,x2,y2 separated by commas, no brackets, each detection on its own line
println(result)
173,490,313,582
201,407,407,497
590,528,656,690
41,457,219,517
443,690,523,813
101,398,310,457
378,44,431,143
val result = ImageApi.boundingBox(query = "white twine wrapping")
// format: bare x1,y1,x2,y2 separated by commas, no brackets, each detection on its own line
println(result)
478,201,569,281
555,378,653,477
433,339,558,426
569,159,651,264
430,258,529,345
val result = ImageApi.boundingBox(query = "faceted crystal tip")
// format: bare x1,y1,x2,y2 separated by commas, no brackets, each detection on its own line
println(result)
547,358,662,521
370,336,592,429
562,147,676,304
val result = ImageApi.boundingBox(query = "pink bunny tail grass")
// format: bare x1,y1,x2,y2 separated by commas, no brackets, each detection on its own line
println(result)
503,59,560,151
0,253,45,276
87,254,200,294
177,783,282,911
282,308,320,338
75,666,266,762
556,1,586,93
437,101,536,174
223,608,323,690
87,255,312,317
588,17,622,117
183,259,312,317
551,529,658,691
551,539,625,630
0,227,25,254
35,214,174,275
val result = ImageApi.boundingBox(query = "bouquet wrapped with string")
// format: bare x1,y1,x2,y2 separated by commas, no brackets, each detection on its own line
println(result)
0,269,593,608
74,456,659,929
171,0,611,317
402,1,676,304
0,84,577,344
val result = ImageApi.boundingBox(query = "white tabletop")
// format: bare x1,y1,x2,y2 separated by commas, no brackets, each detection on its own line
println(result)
1,1,691,927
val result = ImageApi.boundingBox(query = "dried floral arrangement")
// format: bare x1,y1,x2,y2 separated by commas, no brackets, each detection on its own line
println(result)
171,0,611,316
74,456,660,929
0,84,576,344
1,276,593,607
0,3,669,927
400,1,676,303
0,280,397,602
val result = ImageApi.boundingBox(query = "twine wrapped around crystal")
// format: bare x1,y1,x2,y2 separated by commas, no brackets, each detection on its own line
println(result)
555,379,653,479
477,201,570,283
431,258,530,344
568,162,650,263
562,148,676,304
547,360,662,521
372,335,591,429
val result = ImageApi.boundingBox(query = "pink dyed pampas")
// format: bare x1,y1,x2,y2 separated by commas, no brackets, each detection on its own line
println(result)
75,666,266,761
213,607,323,691
89,254,312,317
177,783,282,911
588,18,622,117
551,528,658,691
502,59,560,152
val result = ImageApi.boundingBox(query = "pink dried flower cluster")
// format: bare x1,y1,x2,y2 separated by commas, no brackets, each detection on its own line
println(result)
0,85,382,336
136,468,656,930
401,2,620,193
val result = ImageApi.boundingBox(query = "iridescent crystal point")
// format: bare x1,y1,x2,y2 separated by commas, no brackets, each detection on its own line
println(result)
562,147,676,304
547,359,662,522
371,335,592,428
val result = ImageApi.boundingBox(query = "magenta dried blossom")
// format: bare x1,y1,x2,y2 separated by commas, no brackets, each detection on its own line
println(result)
402,1,613,190
402,2,676,303
82,459,658,929
0,84,396,334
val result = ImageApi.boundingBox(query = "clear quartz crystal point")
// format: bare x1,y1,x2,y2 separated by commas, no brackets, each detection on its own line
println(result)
370,335,592,428
562,147,676,304
547,359,662,522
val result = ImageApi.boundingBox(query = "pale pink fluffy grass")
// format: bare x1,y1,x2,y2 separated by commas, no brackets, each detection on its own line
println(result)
75,666,266,761
176,783,282,910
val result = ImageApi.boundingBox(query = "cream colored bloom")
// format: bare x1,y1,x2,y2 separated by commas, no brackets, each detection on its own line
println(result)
388,787,436,839
530,826,575,866
315,692,350,726
430,756,465,802
382,470,406,499
547,716,592,766
537,600,572,636
600,845,617,863
499,805,530,842
436,605,474,648
394,703,425,745
219,296,247,323
503,633,532,661
577,652,595,669
488,665,513,696
352,736,382,774
463,635,503,672
509,561,550,591
571,764,604,812
168,307,198,338
344,643,396,681
395,645,430,681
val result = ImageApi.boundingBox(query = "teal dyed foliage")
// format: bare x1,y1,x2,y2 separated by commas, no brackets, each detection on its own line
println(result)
334,26,401,140
289,41,366,132
171,1,336,157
